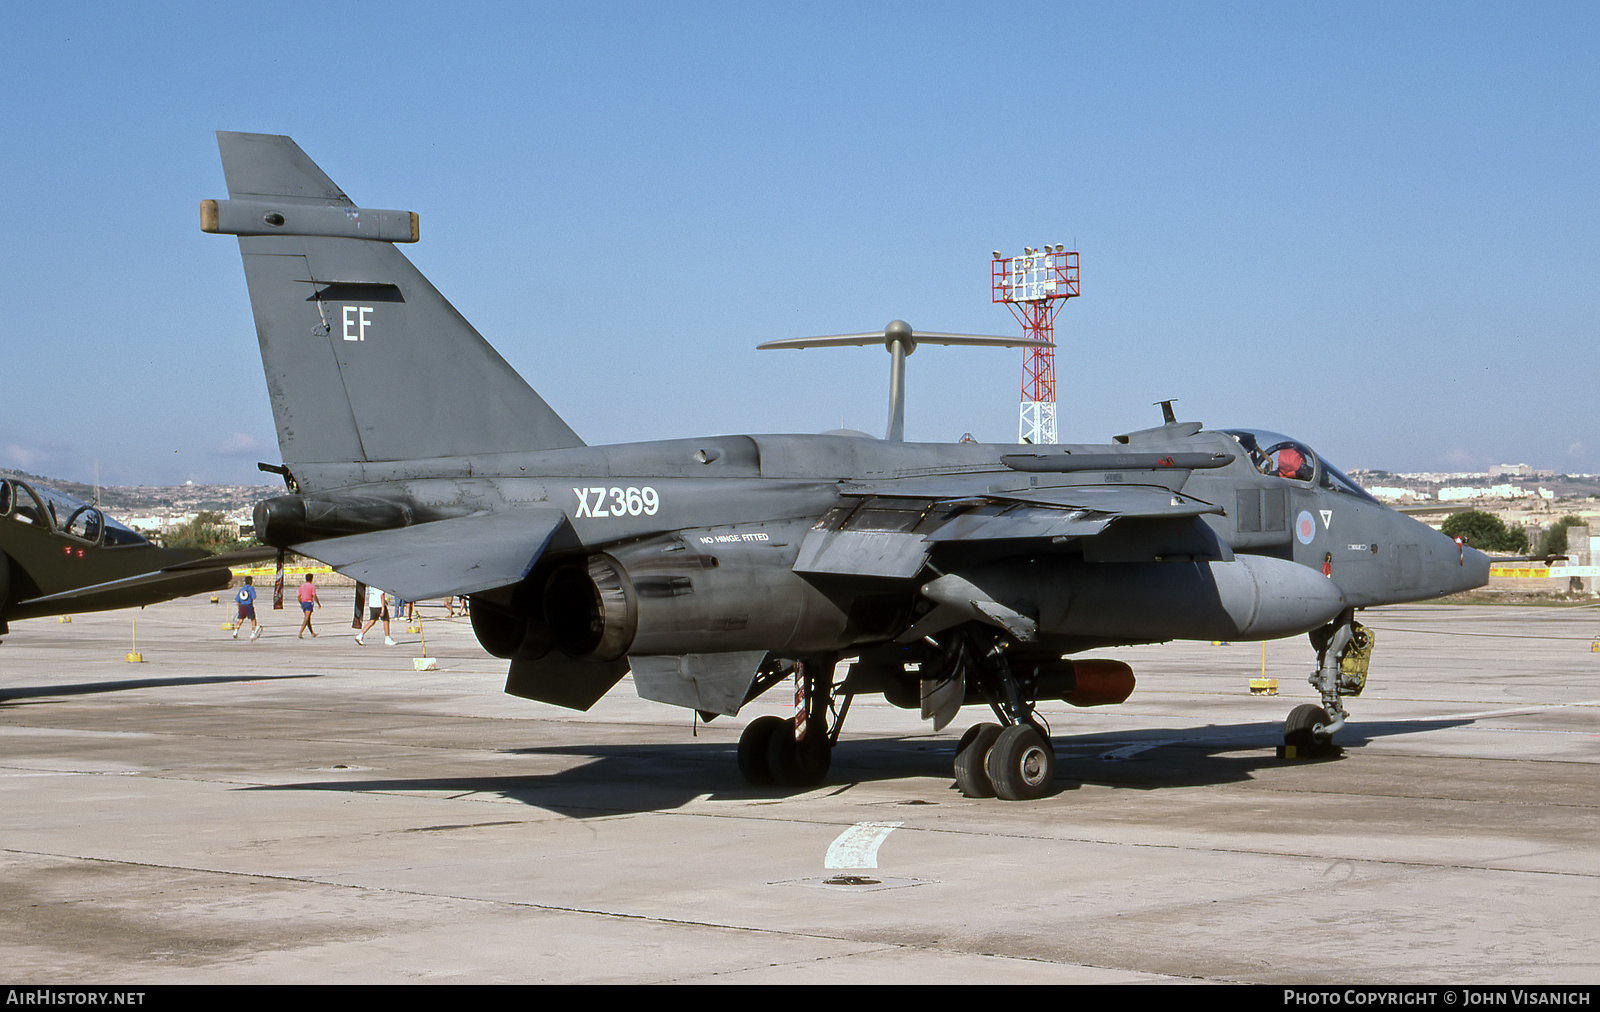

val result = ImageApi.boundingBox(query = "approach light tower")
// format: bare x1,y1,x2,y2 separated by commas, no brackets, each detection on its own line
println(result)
992,246,1079,444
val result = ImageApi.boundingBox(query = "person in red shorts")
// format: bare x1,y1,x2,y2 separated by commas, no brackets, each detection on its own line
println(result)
297,574,321,638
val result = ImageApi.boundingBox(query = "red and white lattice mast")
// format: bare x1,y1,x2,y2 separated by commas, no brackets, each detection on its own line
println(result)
992,246,1079,444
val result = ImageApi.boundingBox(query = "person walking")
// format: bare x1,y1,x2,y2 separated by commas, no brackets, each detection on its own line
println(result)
297,574,321,638
232,575,261,641
357,583,395,646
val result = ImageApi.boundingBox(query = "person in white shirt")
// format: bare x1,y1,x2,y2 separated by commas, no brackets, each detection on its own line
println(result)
356,583,395,646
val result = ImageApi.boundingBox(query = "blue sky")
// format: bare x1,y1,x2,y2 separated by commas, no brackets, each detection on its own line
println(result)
2,2,1595,486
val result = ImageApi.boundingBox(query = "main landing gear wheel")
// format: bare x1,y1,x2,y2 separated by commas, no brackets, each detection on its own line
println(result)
767,719,831,787
985,724,1056,801
953,722,1004,798
1284,703,1336,758
738,715,787,786
736,654,843,790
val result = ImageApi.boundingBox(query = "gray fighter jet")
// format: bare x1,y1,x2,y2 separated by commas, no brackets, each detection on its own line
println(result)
204,132,1490,799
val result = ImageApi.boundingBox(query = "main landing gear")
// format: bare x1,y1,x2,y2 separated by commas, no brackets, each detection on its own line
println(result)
949,635,1056,801
736,655,849,789
1285,607,1372,758
732,632,1061,800
954,722,1054,800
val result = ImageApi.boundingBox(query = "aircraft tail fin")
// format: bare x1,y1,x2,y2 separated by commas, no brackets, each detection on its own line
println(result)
206,132,583,472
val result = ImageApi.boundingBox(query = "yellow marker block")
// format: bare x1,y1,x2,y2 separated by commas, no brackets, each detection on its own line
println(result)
413,657,438,670
407,624,423,634
210,594,220,604
1591,640,1600,653
1250,678,1279,695
125,652,144,663
1211,640,1229,646
221,622,235,631
58,615,72,624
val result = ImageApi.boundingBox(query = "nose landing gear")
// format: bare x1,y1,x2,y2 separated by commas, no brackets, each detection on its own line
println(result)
1286,608,1371,758
1283,702,1335,758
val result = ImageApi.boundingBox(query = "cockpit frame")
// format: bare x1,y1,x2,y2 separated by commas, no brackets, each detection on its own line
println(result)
1221,429,1380,504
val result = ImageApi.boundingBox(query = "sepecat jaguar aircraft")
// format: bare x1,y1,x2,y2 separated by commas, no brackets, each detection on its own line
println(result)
204,132,1490,800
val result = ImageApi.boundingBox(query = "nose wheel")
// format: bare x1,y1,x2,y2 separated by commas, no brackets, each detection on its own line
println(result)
1286,609,1367,758
1282,703,1335,758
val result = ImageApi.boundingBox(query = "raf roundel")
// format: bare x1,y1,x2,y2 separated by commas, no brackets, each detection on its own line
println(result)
1296,510,1317,545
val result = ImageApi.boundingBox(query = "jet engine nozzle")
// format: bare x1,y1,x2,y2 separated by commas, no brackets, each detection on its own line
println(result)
545,555,637,661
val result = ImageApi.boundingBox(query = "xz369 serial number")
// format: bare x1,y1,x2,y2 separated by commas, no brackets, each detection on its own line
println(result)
573,486,659,518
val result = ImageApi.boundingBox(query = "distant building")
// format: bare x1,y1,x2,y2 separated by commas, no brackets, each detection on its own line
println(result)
1368,486,1432,502
1439,484,1532,501
1488,463,1533,478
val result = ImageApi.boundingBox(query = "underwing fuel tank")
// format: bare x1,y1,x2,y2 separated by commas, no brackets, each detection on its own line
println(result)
965,554,1347,642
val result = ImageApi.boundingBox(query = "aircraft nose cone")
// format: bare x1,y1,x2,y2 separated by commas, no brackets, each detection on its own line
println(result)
1460,545,1492,592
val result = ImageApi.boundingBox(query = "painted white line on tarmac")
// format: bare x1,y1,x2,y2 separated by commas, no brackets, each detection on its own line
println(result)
1424,699,1600,721
824,821,903,870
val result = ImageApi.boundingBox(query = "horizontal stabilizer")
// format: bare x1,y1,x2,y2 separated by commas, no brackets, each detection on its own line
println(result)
294,510,574,601
505,653,628,711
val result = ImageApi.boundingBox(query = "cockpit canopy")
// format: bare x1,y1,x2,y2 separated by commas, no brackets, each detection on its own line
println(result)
0,478,149,547
1221,429,1379,504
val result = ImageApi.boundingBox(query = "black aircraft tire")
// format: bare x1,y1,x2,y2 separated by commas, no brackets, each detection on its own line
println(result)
767,719,831,788
738,715,786,786
1284,703,1333,758
985,725,1055,801
953,723,1003,798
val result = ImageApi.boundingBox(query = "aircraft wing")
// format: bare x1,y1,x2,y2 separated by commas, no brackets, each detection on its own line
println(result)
797,482,1228,579
14,561,242,612
292,510,574,601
